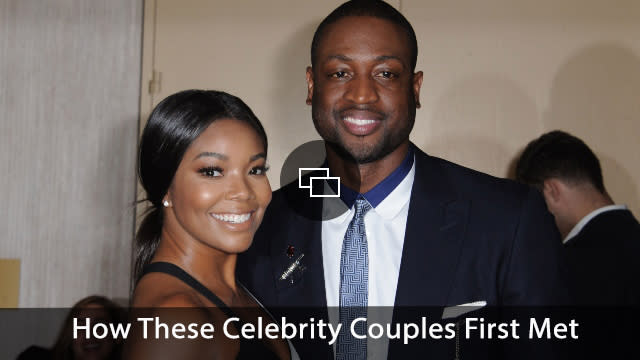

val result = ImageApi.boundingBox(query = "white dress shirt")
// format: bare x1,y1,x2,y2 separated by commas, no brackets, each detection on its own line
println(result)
322,160,415,359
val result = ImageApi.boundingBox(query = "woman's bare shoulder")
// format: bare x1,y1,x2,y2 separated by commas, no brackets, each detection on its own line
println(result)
131,271,205,308
125,273,238,360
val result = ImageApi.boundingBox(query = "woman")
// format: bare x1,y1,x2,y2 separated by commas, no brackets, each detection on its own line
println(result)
126,90,290,359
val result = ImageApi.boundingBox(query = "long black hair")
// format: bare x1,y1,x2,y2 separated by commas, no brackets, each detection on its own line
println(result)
134,90,267,282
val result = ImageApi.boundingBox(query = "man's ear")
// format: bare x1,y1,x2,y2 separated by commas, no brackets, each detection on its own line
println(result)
413,71,423,108
305,66,314,105
541,179,559,216
543,178,563,205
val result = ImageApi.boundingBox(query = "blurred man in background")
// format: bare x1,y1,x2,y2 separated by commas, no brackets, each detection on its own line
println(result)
516,130,640,305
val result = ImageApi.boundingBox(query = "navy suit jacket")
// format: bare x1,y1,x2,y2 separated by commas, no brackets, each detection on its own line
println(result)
564,209,640,305
238,146,569,359
562,210,640,359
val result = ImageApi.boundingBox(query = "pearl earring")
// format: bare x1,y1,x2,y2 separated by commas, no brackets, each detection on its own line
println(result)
163,200,170,207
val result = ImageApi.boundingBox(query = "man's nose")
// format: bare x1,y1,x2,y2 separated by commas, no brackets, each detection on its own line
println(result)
344,75,379,104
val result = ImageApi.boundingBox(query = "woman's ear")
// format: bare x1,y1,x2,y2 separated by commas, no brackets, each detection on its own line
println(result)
162,193,172,208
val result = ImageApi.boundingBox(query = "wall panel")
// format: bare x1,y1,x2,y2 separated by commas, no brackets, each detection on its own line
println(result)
0,0,142,308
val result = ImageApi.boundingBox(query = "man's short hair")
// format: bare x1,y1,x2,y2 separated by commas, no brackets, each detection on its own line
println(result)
515,130,606,193
311,0,418,71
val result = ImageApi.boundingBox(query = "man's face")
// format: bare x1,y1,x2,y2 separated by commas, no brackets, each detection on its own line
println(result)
306,16,423,164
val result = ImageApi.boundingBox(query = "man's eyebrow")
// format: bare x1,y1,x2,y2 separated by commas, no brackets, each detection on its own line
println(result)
327,54,352,62
250,153,266,162
376,55,403,62
193,152,228,161
326,54,403,64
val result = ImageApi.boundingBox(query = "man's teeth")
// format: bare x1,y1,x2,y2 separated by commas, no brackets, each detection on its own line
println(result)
211,213,251,224
344,117,377,126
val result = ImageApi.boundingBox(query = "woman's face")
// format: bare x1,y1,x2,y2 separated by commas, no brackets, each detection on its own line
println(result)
165,118,271,254
71,304,116,360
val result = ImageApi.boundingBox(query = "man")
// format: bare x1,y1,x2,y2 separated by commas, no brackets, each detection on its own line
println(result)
516,130,640,305
238,1,567,358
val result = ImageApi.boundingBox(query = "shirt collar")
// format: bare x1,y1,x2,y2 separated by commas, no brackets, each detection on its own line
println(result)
374,157,415,220
563,204,628,244
326,155,416,224
333,146,414,209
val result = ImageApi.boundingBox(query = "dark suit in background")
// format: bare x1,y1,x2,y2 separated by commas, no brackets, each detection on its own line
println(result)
563,209,640,360
564,209,640,305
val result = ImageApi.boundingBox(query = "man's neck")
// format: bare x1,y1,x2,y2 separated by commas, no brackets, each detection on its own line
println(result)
326,142,410,193
562,186,614,239
571,188,614,226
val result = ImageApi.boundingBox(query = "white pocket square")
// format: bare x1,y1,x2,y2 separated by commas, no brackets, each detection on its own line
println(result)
442,300,487,319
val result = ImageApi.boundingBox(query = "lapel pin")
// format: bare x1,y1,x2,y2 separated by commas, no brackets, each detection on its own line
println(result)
286,245,295,258
280,254,305,282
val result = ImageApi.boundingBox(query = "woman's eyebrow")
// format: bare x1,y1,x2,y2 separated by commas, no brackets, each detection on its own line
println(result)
250,153,266,161
193,152,228,161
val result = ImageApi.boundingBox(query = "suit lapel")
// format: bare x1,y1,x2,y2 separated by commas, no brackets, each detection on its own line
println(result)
270,206,327,309
269,183,332,358
394,148,469,306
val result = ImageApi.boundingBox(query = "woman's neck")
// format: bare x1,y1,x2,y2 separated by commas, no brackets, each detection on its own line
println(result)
152,227,240,303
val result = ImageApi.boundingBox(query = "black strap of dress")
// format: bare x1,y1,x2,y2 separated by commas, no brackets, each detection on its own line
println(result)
140,261,236,318
140,261,284,359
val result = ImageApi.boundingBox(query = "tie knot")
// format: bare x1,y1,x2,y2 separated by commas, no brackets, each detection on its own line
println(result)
354,198,372,217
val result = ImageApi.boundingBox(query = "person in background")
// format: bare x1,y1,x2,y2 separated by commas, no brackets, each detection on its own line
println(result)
516,130,640,305
17,295,124,360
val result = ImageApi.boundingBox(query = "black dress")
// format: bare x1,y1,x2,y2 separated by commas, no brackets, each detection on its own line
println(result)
141,262,285,360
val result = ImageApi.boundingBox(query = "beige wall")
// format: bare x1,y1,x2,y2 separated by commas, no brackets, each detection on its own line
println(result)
142,0,640,216
0,0,142,308
405,0,640,215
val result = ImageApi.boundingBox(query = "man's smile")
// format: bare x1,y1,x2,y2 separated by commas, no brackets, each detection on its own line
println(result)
341,116,382,136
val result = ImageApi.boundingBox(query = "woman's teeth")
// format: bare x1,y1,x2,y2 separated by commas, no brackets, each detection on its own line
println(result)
211,213,251,224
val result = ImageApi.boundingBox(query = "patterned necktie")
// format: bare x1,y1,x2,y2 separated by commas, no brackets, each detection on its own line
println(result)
337,197,372,360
